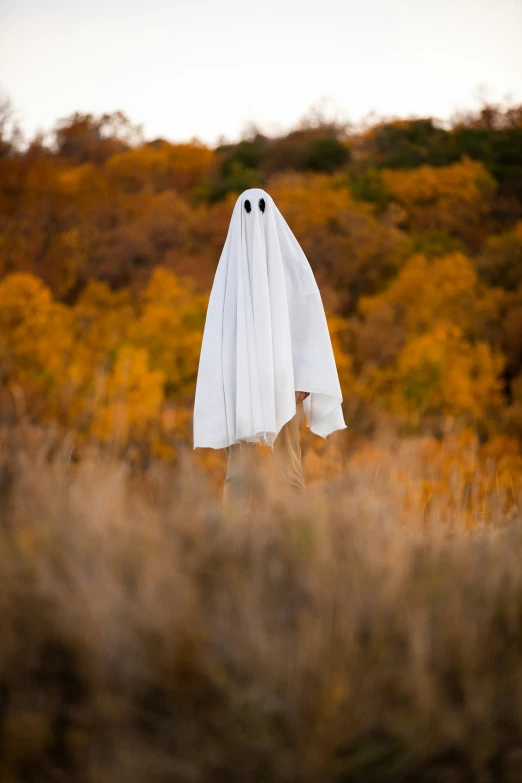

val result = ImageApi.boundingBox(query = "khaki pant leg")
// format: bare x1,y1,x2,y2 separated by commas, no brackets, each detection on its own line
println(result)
223,440,258,510
271,400,306,495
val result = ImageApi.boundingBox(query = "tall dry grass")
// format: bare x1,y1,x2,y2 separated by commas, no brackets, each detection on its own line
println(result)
1,420,522,782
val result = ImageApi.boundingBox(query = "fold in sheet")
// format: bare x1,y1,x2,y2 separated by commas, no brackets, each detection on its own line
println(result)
193,188,346,449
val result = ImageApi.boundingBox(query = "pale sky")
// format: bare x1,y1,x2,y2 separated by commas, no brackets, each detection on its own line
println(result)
1,0,522,146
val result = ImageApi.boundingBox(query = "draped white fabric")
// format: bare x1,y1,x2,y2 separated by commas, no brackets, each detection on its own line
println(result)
193,187,346,449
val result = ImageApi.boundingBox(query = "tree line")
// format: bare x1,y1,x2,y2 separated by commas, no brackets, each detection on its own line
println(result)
1,98,521,472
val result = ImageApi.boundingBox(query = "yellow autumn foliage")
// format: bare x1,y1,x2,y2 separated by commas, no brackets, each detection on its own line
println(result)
389,324,503,422
89,346,165,448
0,269,204,456
381,159,495,243
0,273,73,416
106,141,215,194
130,267,207,397
359,251,504,340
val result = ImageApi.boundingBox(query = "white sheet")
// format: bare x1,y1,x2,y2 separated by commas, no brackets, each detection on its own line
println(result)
193,188,346,449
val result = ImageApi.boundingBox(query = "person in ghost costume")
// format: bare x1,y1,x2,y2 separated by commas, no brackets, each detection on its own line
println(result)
193,187,346,505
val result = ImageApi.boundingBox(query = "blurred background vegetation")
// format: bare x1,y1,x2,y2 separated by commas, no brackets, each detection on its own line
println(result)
1,96,522,486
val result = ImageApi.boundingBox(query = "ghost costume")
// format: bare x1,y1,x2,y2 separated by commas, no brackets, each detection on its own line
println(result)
193,188,346,451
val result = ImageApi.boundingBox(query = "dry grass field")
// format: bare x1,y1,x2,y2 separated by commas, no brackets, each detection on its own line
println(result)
1,417,522,783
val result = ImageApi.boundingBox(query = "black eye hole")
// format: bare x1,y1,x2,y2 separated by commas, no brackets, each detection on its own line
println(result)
244,199,251,213
259,198,265,213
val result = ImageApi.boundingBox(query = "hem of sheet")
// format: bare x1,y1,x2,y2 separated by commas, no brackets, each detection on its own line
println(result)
194,403,299,450
308,403,346,439
194,400,347,449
